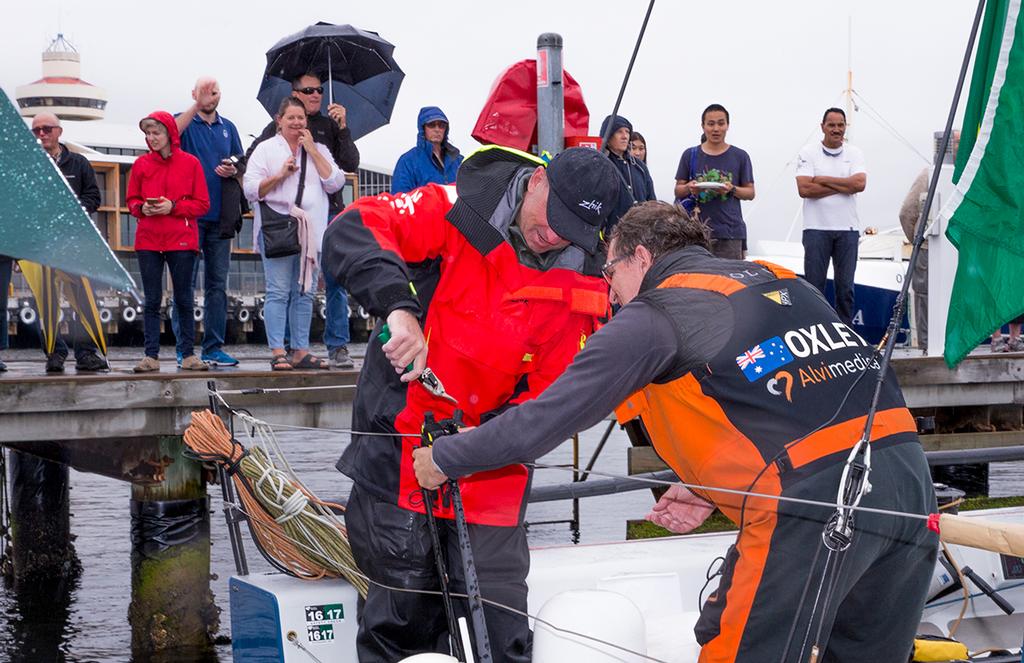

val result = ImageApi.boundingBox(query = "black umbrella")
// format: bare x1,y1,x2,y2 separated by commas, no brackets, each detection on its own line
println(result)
257,22,404,141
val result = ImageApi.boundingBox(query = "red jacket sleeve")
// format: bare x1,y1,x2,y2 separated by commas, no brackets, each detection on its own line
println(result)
322,184,454,318
126,164,145,218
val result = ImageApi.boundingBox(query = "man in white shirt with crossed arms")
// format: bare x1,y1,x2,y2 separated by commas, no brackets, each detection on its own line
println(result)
795,107,867,326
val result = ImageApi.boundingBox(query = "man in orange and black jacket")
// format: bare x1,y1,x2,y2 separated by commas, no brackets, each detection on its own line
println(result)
415,201,937,663
323,146,624,662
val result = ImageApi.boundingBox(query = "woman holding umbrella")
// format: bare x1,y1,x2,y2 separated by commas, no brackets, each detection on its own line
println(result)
244,97,347,370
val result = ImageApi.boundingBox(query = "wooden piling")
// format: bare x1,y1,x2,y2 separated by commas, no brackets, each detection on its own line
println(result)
127,435,218,655
7,450,80,588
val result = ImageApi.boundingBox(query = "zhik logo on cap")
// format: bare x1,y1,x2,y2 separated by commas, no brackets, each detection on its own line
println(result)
578,199,603,214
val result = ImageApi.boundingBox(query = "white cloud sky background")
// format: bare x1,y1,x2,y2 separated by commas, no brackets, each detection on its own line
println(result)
2,0,978,243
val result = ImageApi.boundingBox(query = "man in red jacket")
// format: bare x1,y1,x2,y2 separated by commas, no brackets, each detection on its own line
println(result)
323,146,622,662
126,111,210,372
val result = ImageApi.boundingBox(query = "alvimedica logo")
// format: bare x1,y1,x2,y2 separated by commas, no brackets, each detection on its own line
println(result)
797,352,880,388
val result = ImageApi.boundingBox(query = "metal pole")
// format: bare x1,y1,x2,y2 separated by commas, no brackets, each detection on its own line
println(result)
327,47,334,106
420,412,466,660
571,433,580,543
536,33,565,158
580,420,617,482
207,380,248,576
449,481,493,663
599,0,656,150
812,0,988,643
863,0,986,433
423,486,465,661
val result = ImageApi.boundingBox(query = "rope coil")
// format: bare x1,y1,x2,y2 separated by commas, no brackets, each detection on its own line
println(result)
183,409,369,597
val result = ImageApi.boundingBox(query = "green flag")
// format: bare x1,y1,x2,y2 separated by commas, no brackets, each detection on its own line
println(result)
0,91,136,293
942,0,1024,367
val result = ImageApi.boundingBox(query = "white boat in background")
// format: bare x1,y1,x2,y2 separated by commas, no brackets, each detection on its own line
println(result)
749,232,911,345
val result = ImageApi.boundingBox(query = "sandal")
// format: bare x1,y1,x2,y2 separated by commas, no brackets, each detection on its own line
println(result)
291,353,330,370
270,355,293,371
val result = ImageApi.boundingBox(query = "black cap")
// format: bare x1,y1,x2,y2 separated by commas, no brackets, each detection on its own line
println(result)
545,147,621,254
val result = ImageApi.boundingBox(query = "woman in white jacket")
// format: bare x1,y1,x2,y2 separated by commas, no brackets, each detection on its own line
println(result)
244,97,346,370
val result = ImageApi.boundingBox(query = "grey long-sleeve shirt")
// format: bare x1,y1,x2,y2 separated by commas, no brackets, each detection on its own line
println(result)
432,301,678,478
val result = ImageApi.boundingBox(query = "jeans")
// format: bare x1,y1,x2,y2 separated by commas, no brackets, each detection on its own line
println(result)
323,266,350,351
170,222,231,354
710,238,744,260
803,229,859,325
0,256,11,351
260,235,317,351
137,250,197,359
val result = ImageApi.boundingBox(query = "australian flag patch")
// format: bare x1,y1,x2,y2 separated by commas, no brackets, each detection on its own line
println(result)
736,336,795,382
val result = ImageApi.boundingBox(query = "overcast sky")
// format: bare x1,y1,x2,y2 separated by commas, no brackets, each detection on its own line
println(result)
2,0,978,242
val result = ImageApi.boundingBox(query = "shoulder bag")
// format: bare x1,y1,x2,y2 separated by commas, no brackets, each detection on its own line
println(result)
259,147,307,258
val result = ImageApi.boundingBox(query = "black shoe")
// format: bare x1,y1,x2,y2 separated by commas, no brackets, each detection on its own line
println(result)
0,359,6,372
330,346,355,369
45,353,66,373
75,353,110,372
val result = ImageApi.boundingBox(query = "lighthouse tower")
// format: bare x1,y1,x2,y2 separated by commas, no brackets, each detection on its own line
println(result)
15,33,107,121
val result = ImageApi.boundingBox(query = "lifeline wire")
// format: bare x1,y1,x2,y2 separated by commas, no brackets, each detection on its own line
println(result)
207,389,421,438
207,398,669,663
526,463,932,524
215,384,358,395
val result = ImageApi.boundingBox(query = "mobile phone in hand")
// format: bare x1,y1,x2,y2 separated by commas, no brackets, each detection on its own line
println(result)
145,198,161,205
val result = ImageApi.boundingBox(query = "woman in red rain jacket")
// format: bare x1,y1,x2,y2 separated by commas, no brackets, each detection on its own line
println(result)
126,111,210,373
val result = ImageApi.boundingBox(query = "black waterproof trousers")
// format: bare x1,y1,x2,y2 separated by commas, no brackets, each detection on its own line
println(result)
695,442,938,662
345,482,532,663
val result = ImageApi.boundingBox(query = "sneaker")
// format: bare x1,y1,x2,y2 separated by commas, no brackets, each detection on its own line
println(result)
179,354,209,371
330,346,355,369
991,336,1008,353
45,353,66,373
176,351,183,367
134,356,160,373
201,349,239,366
1009,337,1024,353
0,358,7,372
75,353,110,372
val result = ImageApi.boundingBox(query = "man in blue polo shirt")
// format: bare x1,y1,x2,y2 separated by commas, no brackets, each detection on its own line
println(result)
174,77,244,366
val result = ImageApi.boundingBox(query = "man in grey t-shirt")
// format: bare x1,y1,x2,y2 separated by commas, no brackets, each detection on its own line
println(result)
674,104,755,259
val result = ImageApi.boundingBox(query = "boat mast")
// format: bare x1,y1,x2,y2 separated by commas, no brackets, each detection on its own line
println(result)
846,16,853,139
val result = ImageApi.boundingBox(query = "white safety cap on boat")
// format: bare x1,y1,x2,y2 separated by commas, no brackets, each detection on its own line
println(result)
533,589,647,662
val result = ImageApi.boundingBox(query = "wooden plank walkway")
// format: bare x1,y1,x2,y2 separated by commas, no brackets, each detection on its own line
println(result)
0,354,358,443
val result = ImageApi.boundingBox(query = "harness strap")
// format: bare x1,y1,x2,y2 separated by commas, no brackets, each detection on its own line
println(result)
780,407,916,471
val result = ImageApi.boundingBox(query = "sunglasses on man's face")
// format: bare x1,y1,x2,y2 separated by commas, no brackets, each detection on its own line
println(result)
31,125,58,136
293,86,324,95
